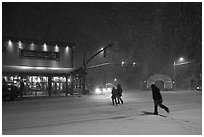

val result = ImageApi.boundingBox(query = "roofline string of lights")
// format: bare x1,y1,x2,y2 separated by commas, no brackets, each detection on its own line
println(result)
3,37,75,48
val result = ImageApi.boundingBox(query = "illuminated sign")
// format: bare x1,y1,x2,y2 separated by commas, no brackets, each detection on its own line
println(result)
20,49,60,60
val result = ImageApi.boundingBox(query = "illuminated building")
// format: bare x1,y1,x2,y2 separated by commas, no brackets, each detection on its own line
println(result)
2,38,85,97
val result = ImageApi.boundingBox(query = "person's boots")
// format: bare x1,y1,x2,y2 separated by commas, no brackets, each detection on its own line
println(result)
153,111,158,115
165,107,170,113
154,106,158,115
121,99,123,104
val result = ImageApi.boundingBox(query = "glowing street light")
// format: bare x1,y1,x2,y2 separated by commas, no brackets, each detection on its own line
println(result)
179,57,184,62
173,57,185,91
121,61,125,67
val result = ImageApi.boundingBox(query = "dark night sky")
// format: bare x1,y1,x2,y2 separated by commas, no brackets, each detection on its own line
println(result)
3,2,202,89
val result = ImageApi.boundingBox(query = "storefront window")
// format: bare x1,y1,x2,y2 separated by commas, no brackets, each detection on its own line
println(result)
52,77,66,90
27,76,48,91
52,76,68,95
3,75,21,88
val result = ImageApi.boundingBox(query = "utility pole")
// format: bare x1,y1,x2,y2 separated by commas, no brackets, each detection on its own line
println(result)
81,43,113,94
173,61,176,91
82,50,86,94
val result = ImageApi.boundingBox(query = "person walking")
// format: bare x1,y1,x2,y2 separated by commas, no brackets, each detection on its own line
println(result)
116,84,123,104
111,87,117,106
151,84,169,115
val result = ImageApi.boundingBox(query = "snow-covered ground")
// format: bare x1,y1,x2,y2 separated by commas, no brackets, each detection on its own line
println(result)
2,90,202,135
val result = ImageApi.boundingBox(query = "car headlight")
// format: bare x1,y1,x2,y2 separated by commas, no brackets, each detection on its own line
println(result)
107,88,111,93
95,88,101,94
102,88,107,93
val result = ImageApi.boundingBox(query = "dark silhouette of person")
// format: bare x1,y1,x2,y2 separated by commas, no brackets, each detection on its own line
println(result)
2,78,7,91
111,87,117,106
20,80,24,98
116,84,123,104
151,84,169,115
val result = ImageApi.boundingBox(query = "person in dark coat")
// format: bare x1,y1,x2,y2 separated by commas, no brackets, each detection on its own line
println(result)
116,84,123,104
20,80,24,98
151,84,169,115
111,87,117,106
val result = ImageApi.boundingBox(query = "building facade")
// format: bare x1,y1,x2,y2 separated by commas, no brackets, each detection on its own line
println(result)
2,38,85,97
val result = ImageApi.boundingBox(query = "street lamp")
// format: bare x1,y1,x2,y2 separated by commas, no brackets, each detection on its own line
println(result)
179,57,184,62
82,43,113,94
173,57,185,91
173,57,201,91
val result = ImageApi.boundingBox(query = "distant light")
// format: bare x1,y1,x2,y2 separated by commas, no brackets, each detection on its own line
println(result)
8,40,12,46
121,61,125,67
107,88,112,93
179,57,184,62
43,43,48,51
102,88,106,93
133,62,136,67
55,45,59,51
95,88,101,95
68,78,71,83
65,46,69,53
30,42,35,50
18,41,22,48
114,78,117,82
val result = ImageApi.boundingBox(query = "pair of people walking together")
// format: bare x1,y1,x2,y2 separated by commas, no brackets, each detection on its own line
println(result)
111,84,123,106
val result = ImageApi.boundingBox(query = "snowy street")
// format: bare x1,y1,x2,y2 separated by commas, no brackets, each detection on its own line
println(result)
2,90,202,135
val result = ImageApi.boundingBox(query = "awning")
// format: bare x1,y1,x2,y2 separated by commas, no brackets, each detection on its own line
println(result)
2,65,75,75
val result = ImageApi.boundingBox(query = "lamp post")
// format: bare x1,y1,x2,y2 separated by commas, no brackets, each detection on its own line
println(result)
173,57,184,91
173,61,176,91
82,43,113,94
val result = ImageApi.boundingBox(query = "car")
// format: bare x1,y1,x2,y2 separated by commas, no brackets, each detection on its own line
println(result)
94,86,112,95
2,82,19,101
